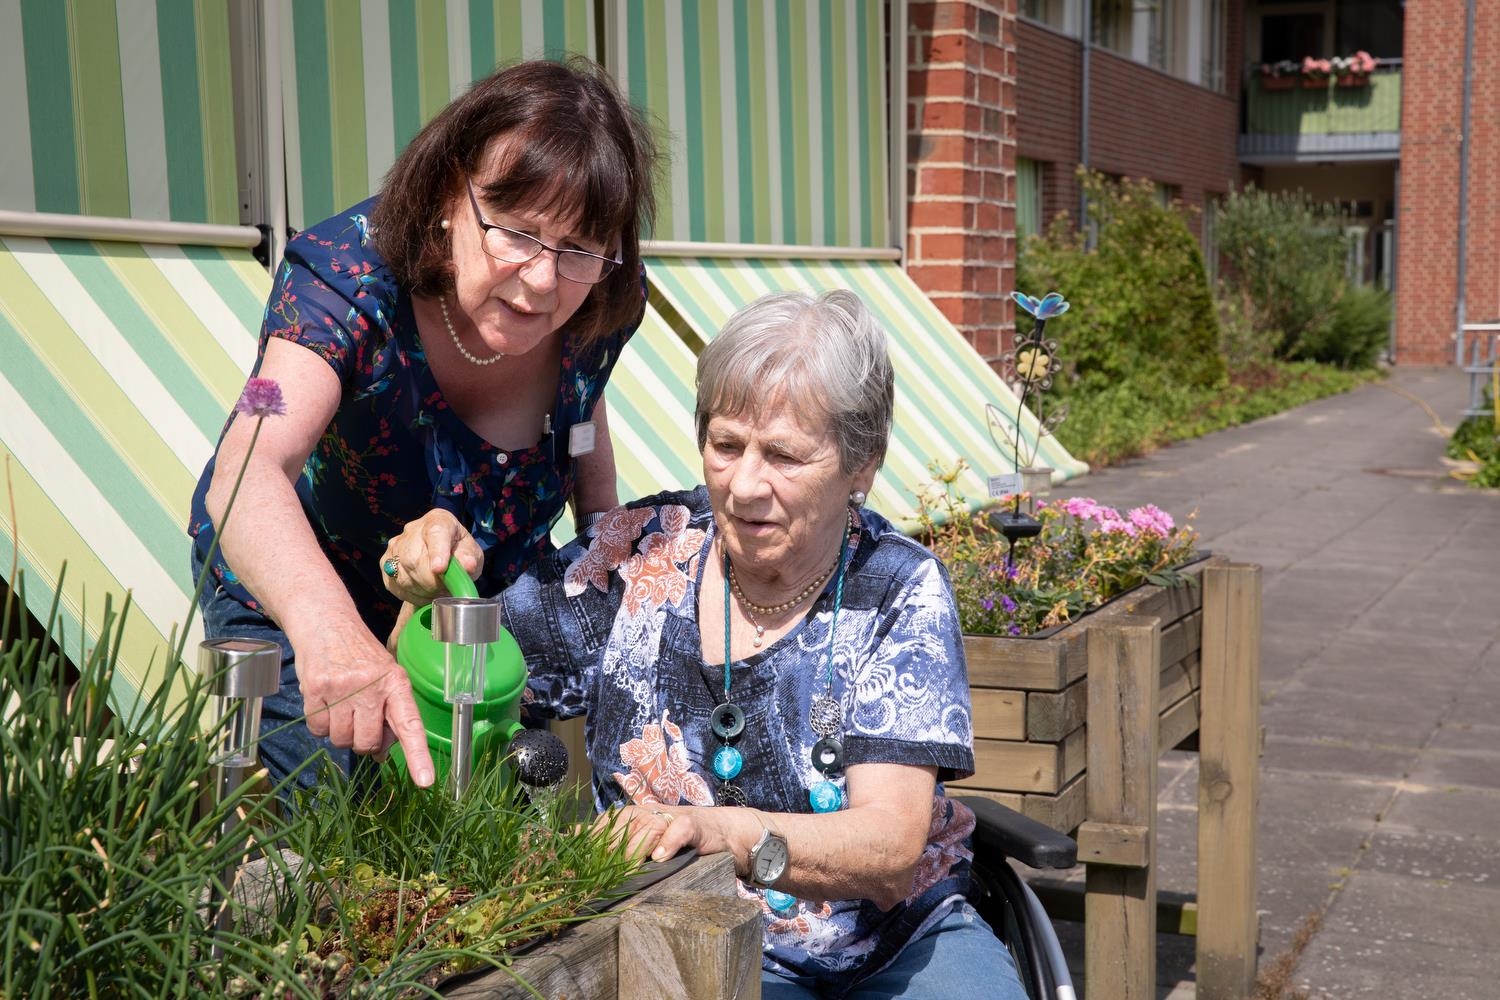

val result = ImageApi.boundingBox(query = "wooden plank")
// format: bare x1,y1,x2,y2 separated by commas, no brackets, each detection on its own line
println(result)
1158,692,1201,754
1196,563,1263,1000
1026,677,1087,741
971,687,1026,740
1158,610,1202,672
969,736,1066,794
453,853,739,999
941,785,1025,815
1084,616,1160,1000
964,631,1070,690
1077,820,1150,868
1027,773,1087,834
1159,651,1202,711
618,891,763,1000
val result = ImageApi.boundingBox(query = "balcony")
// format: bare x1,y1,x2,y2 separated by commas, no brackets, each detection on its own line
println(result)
1239,62,1401,164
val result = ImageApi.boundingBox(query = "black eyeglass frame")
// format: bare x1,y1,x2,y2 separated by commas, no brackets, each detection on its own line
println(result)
464,179,622,284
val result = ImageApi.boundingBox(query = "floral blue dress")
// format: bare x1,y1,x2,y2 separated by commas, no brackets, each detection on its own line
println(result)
188,197,641,631
503,487,980,991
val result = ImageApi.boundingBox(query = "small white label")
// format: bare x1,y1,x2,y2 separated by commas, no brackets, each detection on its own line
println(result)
568,421,597,457
987,472,1023,498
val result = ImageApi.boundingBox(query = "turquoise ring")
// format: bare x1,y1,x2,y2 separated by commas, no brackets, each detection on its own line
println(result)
382,558,399,578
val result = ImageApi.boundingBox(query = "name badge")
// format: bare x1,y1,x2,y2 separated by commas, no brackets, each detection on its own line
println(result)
568,421,597,457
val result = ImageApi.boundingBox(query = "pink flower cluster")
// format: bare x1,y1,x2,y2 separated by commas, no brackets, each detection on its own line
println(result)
1045,497,1174,538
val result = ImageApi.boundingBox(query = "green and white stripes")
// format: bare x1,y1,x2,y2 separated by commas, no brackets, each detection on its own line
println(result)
282,0,596,230
619,0,889,247
0,236,264,711
647,256,1088,526
0,0,238,224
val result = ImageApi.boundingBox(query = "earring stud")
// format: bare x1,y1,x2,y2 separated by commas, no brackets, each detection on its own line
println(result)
439,218,450,230
849,491,866,507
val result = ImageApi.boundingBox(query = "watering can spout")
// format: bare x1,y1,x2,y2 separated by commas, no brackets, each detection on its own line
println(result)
392,558,528,785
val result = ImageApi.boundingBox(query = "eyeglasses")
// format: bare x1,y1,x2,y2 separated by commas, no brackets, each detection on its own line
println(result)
465,179,621,284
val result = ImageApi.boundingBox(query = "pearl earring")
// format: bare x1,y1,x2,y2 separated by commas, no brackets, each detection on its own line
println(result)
439,219,450,230
849,491,866,508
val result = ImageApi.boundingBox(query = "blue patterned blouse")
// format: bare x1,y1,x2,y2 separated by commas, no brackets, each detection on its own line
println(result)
188,198,640,632
503,486,980,991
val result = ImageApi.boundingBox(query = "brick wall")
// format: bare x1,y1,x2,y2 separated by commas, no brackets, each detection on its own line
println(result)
1015,17,1240,237
906,0,1017,365
1396,0,1500,365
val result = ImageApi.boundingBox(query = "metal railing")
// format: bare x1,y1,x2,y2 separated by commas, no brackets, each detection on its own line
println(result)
1460,323,1500,418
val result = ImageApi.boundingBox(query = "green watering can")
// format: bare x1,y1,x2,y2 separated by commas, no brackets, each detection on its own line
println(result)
392,559,527,789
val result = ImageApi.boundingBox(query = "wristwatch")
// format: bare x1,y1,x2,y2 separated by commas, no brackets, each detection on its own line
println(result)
747,821,790,888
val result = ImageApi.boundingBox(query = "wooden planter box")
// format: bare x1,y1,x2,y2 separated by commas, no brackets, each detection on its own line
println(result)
448,852,757,1000
950,555,1215,834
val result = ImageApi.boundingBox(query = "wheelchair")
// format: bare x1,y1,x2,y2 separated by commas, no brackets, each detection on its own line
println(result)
957,795,1080,1000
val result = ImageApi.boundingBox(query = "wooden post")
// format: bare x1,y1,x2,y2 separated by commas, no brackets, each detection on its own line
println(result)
1196,563,1262,999
1081,616,1160,1000
618,890,763,1000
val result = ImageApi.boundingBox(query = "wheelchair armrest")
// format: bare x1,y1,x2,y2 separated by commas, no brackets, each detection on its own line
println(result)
956,795,1078,870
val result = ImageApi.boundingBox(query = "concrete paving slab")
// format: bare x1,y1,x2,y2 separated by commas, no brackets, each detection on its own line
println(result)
1034,369,1496,998
1381,783,1500,842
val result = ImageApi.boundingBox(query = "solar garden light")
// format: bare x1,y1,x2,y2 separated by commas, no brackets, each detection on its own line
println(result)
431,595,502,799
199,637,280,953
987,291,1071,565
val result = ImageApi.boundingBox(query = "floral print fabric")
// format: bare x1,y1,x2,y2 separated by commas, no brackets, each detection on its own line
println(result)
188,197,640,631
503,487,980,989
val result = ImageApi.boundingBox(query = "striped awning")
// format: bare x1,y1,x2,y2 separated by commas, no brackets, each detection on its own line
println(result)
0,0,239,225
645,256,1088,527
0,235,265,713
281,0,597,231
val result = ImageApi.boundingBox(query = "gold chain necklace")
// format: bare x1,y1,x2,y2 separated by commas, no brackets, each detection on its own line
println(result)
725,509,859,624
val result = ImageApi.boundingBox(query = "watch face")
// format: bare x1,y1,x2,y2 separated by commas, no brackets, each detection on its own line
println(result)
752,833,789,885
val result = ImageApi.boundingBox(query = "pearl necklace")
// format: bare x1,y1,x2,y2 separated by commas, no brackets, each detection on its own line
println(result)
440,296,505,366
725,509,858,624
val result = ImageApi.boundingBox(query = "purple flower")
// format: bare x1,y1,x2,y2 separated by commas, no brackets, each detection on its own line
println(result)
235,377,286,418
1000,594,1018,613
1008,624,1021,635
981,597,995,611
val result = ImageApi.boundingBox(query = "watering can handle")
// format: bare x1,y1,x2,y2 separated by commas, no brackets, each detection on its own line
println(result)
442,557,480,599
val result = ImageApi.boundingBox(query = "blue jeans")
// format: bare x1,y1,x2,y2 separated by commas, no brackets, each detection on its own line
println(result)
762,901,1027,1000
193,548,356,794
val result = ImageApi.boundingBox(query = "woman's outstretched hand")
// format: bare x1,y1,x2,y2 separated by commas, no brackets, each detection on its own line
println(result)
295,616,436,787
380,508,485,604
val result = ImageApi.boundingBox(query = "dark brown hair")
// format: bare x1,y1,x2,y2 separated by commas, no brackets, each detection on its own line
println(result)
372,58,660,346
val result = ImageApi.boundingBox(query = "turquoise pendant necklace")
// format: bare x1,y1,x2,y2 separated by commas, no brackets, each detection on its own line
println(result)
711,513,854,815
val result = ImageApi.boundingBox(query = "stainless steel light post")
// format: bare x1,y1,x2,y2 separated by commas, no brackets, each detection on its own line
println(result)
431,596,500,799
200,637,280,953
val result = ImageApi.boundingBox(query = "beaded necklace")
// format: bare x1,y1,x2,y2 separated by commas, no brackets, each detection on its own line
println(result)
709,515,854,817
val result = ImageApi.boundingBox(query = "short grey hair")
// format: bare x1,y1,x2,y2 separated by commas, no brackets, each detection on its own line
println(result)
695,289,895,474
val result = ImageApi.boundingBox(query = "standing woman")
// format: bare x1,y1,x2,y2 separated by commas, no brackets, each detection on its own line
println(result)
188,59,659,789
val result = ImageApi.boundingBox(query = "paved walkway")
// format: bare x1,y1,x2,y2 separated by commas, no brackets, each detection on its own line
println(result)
1039,367,1500,998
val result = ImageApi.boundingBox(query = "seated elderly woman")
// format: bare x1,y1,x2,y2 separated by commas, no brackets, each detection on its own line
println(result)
384,290,1025,998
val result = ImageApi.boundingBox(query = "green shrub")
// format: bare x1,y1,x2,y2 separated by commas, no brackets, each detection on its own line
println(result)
1215,186,1388,368
1019,172,1226,396
1447,394,1500,488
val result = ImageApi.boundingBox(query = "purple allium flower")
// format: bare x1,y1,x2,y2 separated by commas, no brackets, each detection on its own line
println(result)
1127,504,1174,537
235,377,286,418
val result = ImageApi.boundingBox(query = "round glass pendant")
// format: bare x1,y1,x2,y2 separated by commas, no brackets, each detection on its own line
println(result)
765,889,798,914
711,702,745,739
713,744,744,781
809,779,843,813
810,736,844,774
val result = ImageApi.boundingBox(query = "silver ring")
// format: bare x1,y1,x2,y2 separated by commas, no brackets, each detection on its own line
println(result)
651,809,674,824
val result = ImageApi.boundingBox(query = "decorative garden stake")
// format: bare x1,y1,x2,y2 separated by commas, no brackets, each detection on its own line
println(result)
200,636,281,957
989,290,1071,566
432,595,503,798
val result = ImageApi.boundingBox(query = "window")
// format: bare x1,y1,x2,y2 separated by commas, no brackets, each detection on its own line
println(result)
1203,0,1226,91
1147,0,1174,72
1091,0,1127,51
1261,13,1325,63
1017,159,1045,239
1020,0,1076,35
